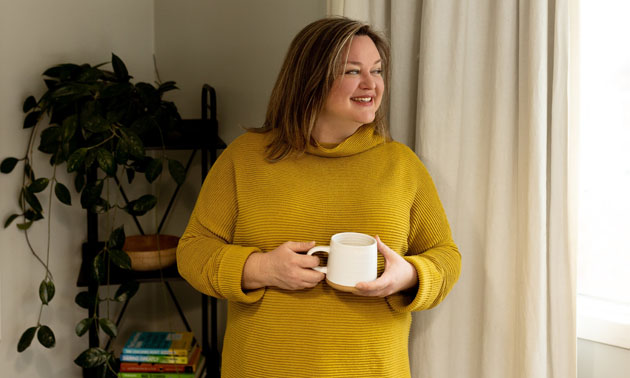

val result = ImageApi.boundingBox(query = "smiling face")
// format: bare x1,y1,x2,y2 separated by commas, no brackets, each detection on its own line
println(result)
313,35,384,144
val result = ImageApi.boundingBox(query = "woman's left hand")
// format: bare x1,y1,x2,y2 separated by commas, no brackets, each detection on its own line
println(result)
354,235,418,297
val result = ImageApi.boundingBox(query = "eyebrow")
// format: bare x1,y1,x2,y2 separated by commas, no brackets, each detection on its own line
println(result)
347,59,382,66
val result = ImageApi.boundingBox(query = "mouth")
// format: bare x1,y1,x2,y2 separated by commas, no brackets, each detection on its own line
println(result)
350,96,374,105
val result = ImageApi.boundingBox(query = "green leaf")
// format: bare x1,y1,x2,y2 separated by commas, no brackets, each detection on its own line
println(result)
61,115,78,142
24,209,43,221
4,214,19,228
17,327,38,352
115,139,130,164
114,280,139,302
125,168,135,184
1,157,19,173
75,291,97,309
98,318,117,338
157,81,178,94
84,149,97,170
91,253,105,283
39,279,55,304
101,82,132,99
80,180,104,209
111,53,129,81
23,96,37,113
51,84,88,99
74,347,109,368
38,126,61,154
75,318,93,337
17,221,33,230
130,116,156,136
127,194,157,216
37,325,55,348
109,248,131,270
91,198,111,214
22,188,43,213
77,66,101,83
23,111,41,129
44,79,58,90
54,182,72,205
49,150,65,166
96,148,116,176
28,177,49,193
121,130,144,157
74,291,98,309
108,226,125,250
81,108,109,133
74,173,85,192
43,63,80,80
67,148,87,173
168,159,186,186
24,163,34,180
145,158,162,183
135,83,160,112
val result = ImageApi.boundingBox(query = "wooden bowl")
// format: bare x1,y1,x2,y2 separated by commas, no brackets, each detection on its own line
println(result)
123,234,179,271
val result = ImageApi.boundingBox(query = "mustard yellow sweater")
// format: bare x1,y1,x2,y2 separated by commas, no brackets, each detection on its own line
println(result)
177,125,461,378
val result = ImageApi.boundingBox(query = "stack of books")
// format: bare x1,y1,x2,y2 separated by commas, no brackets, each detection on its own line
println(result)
118,331,205,378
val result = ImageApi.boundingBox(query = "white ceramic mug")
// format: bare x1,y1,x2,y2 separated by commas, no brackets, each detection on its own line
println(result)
306,232,377,292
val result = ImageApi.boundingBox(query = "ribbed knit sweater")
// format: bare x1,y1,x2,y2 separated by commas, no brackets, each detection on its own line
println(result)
177,125,461,378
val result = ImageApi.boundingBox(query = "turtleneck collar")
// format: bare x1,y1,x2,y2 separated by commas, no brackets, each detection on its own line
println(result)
306,125,386,158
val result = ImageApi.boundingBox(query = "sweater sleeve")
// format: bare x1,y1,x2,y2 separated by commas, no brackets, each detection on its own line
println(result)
386,161,461,313
176,147,265,303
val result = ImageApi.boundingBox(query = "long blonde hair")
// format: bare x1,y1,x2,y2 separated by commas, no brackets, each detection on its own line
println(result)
253,17,391,161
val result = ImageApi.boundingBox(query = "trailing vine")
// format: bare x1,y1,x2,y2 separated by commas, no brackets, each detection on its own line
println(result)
1,54,185,376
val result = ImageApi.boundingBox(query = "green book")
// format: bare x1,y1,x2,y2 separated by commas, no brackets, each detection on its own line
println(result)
122,332,195,356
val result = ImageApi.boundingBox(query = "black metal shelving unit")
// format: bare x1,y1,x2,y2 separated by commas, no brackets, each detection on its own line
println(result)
76,84,225,378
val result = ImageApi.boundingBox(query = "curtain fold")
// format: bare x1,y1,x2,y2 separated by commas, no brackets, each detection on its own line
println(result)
328,1,576,377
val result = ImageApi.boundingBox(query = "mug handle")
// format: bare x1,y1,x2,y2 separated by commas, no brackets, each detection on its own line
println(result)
306,246,329,274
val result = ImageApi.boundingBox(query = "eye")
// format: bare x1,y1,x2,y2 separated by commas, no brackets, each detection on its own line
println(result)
345,69,360,75
372,69,383,76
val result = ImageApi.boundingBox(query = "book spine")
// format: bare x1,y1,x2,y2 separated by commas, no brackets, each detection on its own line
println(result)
121,347,188,356
120,354,188,364
119,363,193,373
118,373,194,378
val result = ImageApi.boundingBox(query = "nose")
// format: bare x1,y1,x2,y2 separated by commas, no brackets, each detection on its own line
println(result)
360,71,376,90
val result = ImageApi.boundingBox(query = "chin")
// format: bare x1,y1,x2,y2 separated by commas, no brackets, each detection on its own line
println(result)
355,115,376,125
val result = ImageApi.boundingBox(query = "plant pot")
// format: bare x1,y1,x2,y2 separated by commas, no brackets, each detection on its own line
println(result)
123,234,179,271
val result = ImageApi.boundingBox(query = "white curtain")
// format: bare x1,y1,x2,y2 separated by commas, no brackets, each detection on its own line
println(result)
328,1,577,377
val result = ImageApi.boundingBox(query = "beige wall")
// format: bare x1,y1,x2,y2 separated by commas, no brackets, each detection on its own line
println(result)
0,1,153,377
153,0,326,144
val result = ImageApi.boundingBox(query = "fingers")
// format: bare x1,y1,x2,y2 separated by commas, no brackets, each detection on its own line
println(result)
285,241,320,268
375,235,395,259
266,241,325,290
302,269,326,286
285,240,316,252
354,275,393,297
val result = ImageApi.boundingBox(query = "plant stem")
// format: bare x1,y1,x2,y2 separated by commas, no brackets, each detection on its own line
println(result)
105,177,111,320
36,303,44,325
86,133,116,151
20,117,54,279
46,164,57,277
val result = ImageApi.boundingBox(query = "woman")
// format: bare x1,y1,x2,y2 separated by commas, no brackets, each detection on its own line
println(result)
177,17,461,378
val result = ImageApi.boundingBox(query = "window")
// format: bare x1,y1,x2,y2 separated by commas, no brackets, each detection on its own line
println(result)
576,0,630,349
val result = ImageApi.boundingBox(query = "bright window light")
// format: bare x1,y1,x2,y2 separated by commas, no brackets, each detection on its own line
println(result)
577,0,630,307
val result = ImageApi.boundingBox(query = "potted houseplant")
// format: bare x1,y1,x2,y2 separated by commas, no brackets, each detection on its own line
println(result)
1,53,186,376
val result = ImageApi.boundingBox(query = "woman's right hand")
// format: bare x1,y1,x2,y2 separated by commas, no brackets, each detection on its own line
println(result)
242,241,325,290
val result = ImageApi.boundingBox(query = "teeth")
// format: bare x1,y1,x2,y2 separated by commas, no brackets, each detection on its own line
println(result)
352,97,372,102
